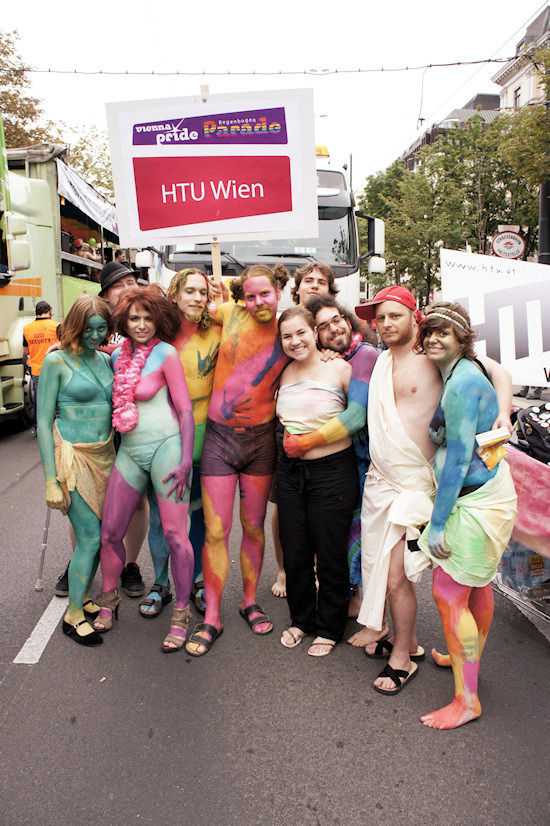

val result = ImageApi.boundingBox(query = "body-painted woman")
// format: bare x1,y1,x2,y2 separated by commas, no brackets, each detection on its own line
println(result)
37,295,115,646
185,263,290,656
416,303,517,729
94,286,195,652
140,269,221,618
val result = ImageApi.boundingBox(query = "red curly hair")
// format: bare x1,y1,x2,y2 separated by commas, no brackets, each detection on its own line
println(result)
112,284,180,342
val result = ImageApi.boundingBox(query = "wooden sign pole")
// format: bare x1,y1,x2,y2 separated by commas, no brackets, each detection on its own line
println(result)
201,84,223,306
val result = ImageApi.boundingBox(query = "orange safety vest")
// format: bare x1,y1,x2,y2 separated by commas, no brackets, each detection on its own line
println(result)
23,318,59,376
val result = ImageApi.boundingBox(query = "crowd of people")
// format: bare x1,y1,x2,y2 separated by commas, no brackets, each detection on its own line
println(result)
36,259,518,730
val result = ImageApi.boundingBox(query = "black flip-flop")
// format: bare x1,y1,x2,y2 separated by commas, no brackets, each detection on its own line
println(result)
365,638,426,662
373,662,418,695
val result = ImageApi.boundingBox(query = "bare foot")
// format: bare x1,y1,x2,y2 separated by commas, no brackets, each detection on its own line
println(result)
420,697,481,729
348,586,362,618
347,623,389,648
271,573,287,598
432,648,451,667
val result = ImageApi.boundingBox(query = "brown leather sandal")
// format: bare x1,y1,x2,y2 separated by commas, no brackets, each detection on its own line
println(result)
161,606,192,653
93,589,120,633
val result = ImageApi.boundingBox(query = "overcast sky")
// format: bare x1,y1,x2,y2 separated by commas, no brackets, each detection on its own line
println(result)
2,1,548,190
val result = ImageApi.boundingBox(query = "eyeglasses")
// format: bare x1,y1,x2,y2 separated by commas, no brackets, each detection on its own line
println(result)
316,313,344,333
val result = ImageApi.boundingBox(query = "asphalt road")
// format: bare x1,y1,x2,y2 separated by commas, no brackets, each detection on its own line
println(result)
0,418,549,826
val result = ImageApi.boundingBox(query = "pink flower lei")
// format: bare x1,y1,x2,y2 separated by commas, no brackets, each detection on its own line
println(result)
112,336,160,433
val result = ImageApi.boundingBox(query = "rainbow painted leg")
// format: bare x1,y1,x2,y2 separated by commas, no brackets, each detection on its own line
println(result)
149,436,194,649
421,566,483,730
238,473,273,633
185,473,237,655
432,583,494,668
100,463,147,592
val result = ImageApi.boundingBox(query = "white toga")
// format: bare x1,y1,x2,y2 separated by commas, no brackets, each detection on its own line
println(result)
357,349,435,631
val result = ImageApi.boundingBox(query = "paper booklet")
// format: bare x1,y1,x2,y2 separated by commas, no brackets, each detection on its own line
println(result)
475,427,510,470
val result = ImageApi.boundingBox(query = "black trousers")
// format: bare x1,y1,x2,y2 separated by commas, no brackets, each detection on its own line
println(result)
277,447,359,641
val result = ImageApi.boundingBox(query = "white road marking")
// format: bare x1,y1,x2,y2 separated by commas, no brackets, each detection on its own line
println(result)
13,597,67,664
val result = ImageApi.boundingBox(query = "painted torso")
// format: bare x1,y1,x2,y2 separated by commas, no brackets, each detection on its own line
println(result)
172,322,221,426
113,341,180,445
346,342,378,476
207,303,288,427
47,350,113,444
430,358,498,489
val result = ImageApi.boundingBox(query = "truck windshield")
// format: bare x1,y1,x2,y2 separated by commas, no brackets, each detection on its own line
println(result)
169,205,356,269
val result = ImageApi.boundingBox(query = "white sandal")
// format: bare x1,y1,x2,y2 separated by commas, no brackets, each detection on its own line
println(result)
280,627,305,649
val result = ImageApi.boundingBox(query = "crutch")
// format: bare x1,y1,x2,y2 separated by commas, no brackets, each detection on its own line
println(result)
35,507,51,591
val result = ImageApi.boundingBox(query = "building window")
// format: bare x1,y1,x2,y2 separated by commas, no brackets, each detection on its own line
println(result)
513,87,521,109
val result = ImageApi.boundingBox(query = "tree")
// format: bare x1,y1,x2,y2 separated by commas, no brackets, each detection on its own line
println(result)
359,156,465,303
65,126,114,200
0,29,53,146
0,28,114,201
358,161,406,295
431,113,539,257
499,48,550,189
359,86,545,300
383,152,466,302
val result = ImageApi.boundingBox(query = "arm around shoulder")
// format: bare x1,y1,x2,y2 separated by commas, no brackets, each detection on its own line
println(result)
477,355,512,433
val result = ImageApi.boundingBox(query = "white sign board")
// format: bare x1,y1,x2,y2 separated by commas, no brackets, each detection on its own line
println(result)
106,88,317,247
440,248,550,387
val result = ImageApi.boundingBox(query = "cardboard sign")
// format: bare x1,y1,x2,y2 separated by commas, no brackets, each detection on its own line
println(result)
440,248,550,386
106,89,317,246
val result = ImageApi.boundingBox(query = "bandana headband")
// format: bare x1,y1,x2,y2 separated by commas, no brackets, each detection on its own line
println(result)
425,309,469,334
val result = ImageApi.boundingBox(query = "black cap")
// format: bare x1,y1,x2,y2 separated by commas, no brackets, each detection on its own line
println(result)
35,301,52,315
99,262,136,297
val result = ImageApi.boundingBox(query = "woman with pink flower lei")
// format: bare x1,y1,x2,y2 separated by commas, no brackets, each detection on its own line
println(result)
94,285,195,652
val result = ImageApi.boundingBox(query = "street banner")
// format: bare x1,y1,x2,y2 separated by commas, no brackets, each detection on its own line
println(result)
56,160,118,235
106,89,317,247
440,248,550,387
62,274,100,315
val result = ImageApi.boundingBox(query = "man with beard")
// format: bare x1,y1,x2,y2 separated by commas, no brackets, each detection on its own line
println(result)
185,264,290,656
353,286,512,694
283,294,378,619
